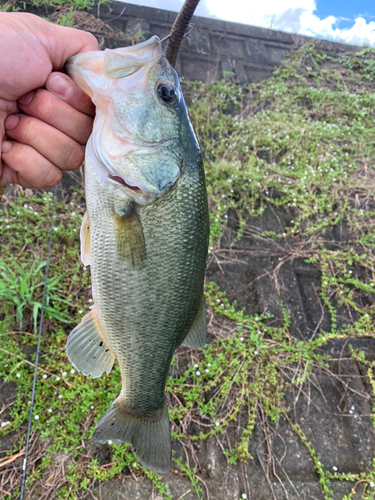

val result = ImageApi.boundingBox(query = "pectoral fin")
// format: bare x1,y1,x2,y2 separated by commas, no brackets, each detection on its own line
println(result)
181,298,207,348
66,309,115,378
114,204,146,269
80,210,91,266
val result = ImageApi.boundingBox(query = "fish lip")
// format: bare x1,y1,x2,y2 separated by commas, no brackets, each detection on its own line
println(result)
108,175,142,192
107,169,149,195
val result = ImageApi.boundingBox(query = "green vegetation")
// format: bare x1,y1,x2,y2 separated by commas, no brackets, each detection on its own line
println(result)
1,43,375,499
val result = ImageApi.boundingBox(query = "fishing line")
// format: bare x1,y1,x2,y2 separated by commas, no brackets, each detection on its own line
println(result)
160,23,195,44
20,184,58,500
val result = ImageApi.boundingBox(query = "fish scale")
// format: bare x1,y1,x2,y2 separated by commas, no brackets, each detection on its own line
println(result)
87,150,207,410
65,36,209,473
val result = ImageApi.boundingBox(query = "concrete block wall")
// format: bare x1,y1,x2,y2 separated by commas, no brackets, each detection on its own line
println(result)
88,1,358,83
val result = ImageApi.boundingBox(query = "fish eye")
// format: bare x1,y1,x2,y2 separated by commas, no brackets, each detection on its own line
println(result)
156,82,177,104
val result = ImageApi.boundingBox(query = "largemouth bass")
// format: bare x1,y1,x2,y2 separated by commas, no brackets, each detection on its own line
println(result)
65,37,209,473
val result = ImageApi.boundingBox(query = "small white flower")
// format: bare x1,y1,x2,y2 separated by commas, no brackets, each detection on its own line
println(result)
108,440,112,445
351,405,355,410
16,373,20,378
6,225,10,229
91,405,94,409
196,371,200,376
133,463,137,468
205,369,209,373
62,372,67,377
56,376,61,381
240,337,244,342
88,299,93,303
24,204,28,208
1,421,10,428
332,466,337,471
48,408,52,413
194,364,198,367
207,363,211,367
53,227,58,231
42,374,47,379
348,270,352,274
317,461,321,465
58,395,63,399
254,351,258,355
370,482,375,487
242,495,247,499
34,212,38,216
71,212,76,216
34,415,39,420
79,310,83,314
215,422,220,427
70,369,75,374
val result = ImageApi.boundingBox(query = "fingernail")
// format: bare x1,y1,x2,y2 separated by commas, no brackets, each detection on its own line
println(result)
4,115,19,130
2,141,13,154
18,91,35,106
47,74,73,97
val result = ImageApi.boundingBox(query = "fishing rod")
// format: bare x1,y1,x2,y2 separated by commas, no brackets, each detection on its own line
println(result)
164,0,201,67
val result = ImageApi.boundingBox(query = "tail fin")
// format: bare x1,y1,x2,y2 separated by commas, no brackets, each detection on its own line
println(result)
93,397,171,474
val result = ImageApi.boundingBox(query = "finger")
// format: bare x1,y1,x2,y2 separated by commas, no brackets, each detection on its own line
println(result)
1,141,62,189
46,21,99,69
5,114,84,171
45,72,95,116
18,88,93,145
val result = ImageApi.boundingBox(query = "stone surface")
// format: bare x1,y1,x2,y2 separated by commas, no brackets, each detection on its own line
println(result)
24,0,359,84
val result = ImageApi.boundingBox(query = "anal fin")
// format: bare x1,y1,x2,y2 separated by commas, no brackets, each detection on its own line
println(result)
181,298,207,348
66,309,115,378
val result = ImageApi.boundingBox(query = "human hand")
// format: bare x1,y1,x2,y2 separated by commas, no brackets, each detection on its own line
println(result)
0,13,98,189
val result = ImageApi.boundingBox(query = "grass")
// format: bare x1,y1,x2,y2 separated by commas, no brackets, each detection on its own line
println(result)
1,43,375,499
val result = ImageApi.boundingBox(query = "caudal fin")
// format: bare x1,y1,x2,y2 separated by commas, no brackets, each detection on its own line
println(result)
93,397,171,474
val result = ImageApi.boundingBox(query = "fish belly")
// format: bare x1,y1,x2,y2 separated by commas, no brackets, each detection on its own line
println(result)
88,144,209,399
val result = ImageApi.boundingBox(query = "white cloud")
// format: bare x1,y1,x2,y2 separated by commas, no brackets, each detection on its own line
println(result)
120,0,375,47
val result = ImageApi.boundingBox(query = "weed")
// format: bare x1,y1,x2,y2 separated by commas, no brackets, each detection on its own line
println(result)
2,42,375,499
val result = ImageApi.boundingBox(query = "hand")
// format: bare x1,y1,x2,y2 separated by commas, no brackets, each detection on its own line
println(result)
0,13,98,189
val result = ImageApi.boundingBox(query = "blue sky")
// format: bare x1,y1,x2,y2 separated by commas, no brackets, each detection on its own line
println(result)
315,0,374,22
120,0,375,46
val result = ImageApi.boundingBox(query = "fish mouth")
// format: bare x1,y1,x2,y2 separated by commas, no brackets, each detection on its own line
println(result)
108,175,141,191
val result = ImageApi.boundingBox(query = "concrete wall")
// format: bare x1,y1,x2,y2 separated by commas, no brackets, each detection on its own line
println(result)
87,1,358,83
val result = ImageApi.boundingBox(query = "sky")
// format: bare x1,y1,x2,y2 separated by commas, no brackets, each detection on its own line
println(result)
119,0,375,47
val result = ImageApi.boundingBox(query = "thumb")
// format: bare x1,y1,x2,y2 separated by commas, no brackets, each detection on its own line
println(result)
17,13,98,70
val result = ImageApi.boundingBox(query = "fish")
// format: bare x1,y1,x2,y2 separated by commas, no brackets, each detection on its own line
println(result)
65,36,209,474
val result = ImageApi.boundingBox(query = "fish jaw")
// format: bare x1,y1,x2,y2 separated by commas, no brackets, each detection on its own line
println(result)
88,110,180,205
